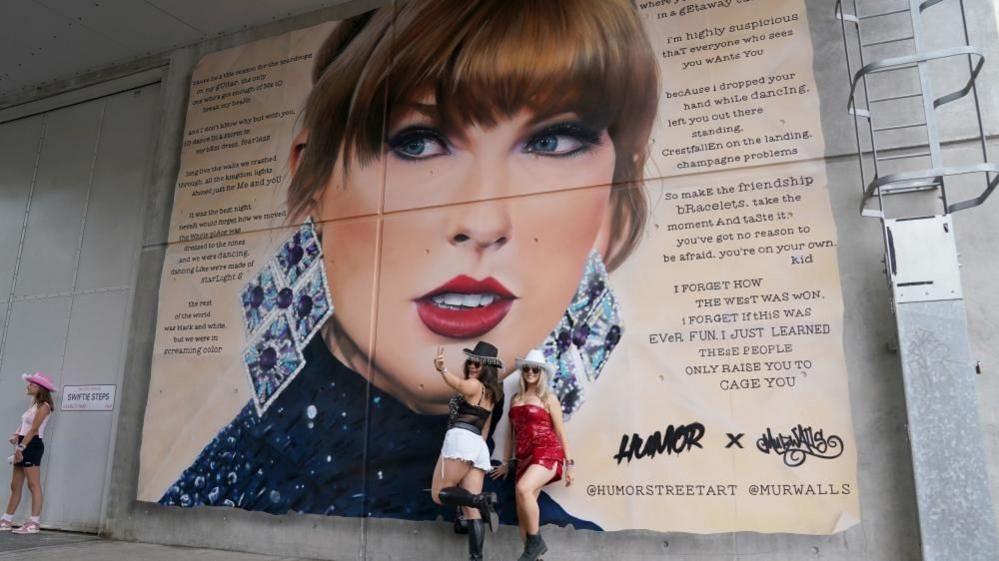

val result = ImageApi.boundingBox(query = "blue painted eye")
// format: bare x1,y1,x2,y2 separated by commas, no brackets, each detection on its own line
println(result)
526,134,584,155
524,122,601,157
389,129,449,160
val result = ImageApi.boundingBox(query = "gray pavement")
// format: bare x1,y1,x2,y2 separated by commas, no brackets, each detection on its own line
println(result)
0,530,314,561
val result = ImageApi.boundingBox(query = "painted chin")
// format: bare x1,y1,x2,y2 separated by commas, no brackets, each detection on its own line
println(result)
415,275,517,339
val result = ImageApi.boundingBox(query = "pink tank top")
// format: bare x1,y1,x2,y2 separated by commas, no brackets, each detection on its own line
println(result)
17,404,49,439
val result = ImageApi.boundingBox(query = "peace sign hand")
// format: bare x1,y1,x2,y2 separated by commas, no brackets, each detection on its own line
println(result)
433,346,446,373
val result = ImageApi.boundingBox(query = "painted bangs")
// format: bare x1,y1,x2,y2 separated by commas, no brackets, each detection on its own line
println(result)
385,0,655,141
291,1,658,266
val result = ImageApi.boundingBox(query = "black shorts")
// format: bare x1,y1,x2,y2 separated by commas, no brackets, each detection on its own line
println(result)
14,435,43,468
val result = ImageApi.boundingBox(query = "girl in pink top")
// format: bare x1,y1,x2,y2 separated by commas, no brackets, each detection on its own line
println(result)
1,373,55,534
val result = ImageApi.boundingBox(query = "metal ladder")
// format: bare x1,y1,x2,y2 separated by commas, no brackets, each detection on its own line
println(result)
836,1,999,559
839,0,997,218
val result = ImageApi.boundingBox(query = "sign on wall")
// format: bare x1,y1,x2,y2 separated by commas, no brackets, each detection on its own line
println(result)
137,0,859,534
61,385,116,412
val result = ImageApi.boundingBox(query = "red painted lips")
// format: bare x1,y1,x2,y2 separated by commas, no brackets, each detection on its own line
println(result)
416,275,516,339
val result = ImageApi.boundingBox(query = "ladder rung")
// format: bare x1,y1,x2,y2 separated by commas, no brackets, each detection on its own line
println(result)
878,181,941,195
869,93,923,103
870,63,919,74
859,8,911,20
862,35,914,48
877,151,932,162
861,207,886,218
837,12,859,24
884,178,941,189
873,122,927,132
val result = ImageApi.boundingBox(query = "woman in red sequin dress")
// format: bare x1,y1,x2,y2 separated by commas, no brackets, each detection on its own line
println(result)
492,349,573,561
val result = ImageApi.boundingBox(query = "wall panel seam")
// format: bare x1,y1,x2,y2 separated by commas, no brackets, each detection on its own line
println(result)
9,286,132,303
0,116,48,373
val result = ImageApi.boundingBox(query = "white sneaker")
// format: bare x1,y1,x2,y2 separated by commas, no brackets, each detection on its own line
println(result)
0,520,12,531
12,521,39,534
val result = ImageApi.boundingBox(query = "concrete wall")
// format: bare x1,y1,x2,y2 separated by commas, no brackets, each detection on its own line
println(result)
13,0,990,559
0,83,161,532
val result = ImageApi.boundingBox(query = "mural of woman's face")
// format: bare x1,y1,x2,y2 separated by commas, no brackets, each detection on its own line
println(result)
315,107,616,412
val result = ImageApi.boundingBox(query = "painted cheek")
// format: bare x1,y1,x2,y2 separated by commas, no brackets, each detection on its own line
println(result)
520,188,608,258
322,220,380,357
318,162,383,221
506,189,608,338
380,212,440,300
519,143,616,193
385,155,472,212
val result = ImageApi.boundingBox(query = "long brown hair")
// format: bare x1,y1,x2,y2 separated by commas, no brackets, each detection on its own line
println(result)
465,362,503,406
33,387,54,412
289,0,659,270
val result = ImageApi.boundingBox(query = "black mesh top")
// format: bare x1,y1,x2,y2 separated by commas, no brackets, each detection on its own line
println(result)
446,392,491,432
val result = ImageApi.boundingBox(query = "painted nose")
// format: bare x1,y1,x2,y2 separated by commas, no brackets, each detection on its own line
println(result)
448,200,512,251
447,150,515,250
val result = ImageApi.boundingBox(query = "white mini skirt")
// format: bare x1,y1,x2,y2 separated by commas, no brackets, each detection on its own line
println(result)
440,427,492,472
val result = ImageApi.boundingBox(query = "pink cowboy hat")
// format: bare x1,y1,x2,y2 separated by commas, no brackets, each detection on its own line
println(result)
21,372,57,393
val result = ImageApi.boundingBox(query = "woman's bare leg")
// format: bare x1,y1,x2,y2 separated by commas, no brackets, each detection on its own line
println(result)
517,496,527,533
515,464,556,535
515,496,528,540
5,467,24,516
23,467,42,517
431,456,473,505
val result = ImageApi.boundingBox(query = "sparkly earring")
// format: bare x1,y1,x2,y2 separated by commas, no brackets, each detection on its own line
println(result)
239,219,334,415
541,250,622,419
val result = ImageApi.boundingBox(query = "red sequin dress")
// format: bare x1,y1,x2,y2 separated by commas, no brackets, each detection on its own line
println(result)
509,403,565,483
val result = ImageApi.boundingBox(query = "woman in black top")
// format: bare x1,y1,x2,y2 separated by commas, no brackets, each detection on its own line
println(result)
431,341,503,561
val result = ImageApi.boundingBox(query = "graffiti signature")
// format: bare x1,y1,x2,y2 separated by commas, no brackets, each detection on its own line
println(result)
756,424,844,467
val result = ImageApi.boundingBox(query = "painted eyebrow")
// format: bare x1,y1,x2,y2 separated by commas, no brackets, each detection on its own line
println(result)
387,104,471,145
526,112,581,127
406,102,437,117
387,103,442,132
387,98,439,120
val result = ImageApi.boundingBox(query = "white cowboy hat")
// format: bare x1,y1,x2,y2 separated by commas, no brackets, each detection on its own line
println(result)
515,349,555,376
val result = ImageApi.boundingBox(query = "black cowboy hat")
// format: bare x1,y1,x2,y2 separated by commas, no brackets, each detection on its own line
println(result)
462,341,503,368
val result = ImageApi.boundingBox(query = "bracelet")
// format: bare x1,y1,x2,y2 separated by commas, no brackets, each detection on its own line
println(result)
16,445,25,451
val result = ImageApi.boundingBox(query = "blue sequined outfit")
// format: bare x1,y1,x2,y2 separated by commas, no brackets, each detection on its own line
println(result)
159,337,597,529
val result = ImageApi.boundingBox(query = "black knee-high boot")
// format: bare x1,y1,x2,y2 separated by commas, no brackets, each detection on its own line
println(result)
437,487,498,532
453,507,469,534
467,519,485,561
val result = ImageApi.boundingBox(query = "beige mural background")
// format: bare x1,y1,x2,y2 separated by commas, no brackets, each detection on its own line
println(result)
138,0,859,534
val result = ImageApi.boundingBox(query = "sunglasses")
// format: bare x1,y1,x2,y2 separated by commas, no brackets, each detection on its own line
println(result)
521,366,541,374
465,360,482,369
